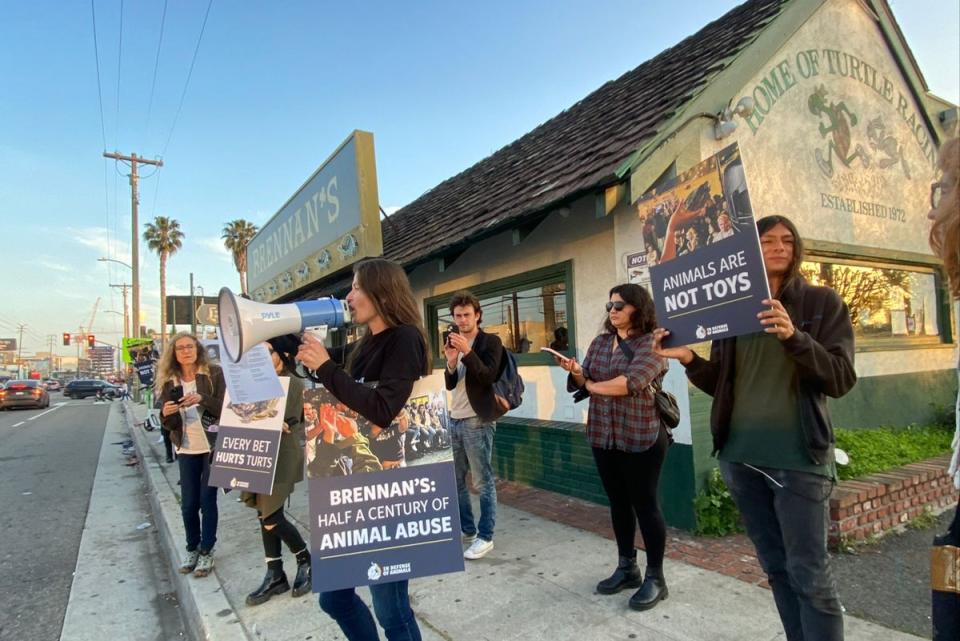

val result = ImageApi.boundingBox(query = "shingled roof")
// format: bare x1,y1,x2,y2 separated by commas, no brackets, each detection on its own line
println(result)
376,0,787,270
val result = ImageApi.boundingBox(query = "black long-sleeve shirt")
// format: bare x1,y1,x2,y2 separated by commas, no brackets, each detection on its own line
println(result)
313,325,427,427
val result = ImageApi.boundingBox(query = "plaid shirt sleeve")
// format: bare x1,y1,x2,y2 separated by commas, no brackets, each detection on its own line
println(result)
624,335,667,396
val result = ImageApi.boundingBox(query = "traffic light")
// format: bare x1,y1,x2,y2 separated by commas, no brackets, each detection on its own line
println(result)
87,335,96,348
62,332,71,346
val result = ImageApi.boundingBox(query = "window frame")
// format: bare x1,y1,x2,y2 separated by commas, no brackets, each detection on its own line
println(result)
802,252,953,352
423,261,576,368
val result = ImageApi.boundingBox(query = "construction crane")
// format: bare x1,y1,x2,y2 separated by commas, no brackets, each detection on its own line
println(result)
78,297,101,343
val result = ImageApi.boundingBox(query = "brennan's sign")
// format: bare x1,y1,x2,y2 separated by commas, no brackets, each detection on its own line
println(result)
247,130,382,302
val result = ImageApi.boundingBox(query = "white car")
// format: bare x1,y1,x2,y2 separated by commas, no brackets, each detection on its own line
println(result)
43,379,62,391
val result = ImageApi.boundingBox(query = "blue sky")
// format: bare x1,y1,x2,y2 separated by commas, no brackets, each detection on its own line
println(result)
1,0,957,358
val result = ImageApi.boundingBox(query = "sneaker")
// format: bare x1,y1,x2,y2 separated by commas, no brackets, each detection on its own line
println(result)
193,552,215,578
464,538,494,560
461,532,477,546
179,549,199,574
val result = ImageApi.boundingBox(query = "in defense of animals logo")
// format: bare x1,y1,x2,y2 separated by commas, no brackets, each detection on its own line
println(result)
367,562,383,581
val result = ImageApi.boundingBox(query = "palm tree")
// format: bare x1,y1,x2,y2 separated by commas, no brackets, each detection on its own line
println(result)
222,219,259,295
143,216,184,346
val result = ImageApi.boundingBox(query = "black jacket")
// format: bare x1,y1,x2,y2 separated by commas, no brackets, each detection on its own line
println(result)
444,329,506,422
159,365,226,450
684,278,856,465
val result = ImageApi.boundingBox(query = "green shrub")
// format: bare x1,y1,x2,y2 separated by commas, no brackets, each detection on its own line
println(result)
834,425,953,481
693,468,744,536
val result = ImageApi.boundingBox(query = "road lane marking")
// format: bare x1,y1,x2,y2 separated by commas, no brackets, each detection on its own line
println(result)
28,405,64,421
12,421,25,427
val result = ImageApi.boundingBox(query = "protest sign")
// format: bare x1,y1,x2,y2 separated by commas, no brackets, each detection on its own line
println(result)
304,374,462,592
218,340,284,404
635,143,770,346
209,377,289,494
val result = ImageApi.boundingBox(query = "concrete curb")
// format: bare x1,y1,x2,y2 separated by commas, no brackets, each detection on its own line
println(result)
125,401,252,641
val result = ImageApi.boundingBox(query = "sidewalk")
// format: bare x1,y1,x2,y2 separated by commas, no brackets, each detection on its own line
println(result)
126,401,924,641
60,401,187,641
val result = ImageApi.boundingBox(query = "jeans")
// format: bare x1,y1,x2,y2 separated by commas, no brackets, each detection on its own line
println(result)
319,581,421,641
178,453,218,553
450,416,497,541
720,461,843,641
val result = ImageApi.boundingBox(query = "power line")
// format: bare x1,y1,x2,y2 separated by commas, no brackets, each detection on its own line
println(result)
115,0,124,147
144,0,169,140
161,0,214,157
90,0,107,150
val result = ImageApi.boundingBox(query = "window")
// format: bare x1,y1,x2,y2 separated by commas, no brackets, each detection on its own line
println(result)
424,262,575,364
800,258,943,346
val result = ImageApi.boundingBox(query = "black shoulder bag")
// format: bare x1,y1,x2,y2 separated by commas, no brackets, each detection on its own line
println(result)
617,338,678,445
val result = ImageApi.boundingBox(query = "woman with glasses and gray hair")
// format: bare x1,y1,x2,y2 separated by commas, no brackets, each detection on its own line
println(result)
156,332,226,578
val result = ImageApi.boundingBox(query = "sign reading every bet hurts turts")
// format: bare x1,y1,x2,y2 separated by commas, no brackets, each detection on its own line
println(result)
247,130,382,302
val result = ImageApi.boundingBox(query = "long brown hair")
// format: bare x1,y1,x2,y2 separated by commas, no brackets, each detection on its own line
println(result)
154,332,212,392
929,137,959,299
348,258,430,375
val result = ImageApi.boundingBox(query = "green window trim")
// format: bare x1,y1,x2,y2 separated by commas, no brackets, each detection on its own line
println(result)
423,261,577,369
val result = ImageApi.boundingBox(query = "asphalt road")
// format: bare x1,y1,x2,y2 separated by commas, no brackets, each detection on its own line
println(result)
832,507,956,639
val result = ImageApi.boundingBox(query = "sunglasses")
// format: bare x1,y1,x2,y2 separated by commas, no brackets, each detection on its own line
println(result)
605,301,627,312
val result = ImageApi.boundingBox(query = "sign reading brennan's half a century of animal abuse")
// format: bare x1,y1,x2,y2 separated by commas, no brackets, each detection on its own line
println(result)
702,0,941,256
303,375,463,592
245,130,383,303
209,377,290,495
635,143,770,347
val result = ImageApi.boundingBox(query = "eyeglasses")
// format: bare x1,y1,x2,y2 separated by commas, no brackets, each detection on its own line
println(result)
174,344,196,352
930,181,946,209
605,301,627,312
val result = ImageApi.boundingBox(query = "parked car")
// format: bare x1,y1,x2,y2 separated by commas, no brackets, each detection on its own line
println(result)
63,379,120,400
43,379,62,391
0,380,51,410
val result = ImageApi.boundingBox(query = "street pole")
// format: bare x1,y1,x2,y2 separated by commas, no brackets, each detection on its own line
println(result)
190,272,196,336
75,335,80,379
110,283,131,338
16,323,25,378
103,151,163,339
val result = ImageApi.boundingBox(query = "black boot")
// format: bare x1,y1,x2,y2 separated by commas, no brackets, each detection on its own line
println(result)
245,566,290,606
629,568,668,611
291,550,311,598
596,554,643,595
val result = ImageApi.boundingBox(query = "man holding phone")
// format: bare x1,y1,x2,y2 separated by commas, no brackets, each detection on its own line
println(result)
444,290,505,560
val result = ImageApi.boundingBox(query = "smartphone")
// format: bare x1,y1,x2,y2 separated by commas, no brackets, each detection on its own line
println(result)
170,384,184,404
442,324,459,345
540,347,569,362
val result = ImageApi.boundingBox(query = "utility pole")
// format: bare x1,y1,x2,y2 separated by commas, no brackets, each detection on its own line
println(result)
110,283,132,339
46,334,56,376
103,151,163,340
190,272,196,335
16,323,25,378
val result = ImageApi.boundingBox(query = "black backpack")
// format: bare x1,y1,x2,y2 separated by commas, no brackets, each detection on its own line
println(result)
492,348,524,415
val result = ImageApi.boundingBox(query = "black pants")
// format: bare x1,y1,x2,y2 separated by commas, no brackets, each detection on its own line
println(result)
720,462,843,641
592,426,668,569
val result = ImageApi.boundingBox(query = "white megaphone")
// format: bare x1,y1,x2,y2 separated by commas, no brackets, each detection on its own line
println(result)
218,287,351,363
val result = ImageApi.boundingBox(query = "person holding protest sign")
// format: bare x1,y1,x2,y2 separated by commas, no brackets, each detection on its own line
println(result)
297,258,431,641
157,332,226,578
241,336,312,606
653,215,856,641
556,283,670,611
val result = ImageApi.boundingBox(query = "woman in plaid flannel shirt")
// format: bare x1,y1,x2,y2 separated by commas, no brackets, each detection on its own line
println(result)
559,283,669,611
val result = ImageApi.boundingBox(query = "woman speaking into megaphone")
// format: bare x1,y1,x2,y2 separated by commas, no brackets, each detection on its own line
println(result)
297,257,431,641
